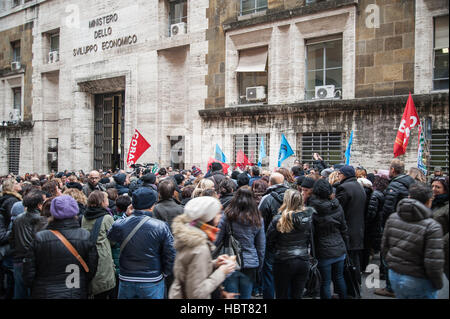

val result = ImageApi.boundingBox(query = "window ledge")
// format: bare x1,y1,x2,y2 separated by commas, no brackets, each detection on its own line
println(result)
238,10,267,21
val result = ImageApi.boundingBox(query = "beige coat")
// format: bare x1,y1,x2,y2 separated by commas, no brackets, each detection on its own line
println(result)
169,214,226,299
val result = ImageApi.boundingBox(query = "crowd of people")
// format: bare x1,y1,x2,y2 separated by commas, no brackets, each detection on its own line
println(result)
0,156,448,299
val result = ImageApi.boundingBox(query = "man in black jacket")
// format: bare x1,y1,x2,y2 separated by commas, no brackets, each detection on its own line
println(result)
375,158,415,297
9,190,47,299
153,179,184,232
208,162,227,193
336,165,366,290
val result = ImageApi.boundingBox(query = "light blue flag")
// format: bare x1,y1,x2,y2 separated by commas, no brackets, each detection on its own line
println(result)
257,137,266,167
278,134,294,167
214,144,227,163
345,130,354,165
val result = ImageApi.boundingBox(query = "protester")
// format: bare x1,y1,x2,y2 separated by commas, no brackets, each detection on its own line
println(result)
252,179,269,208
82,170,106,197
207,163,227,192
63,188,88,224
328,171,341,194
335,165,366,289
107,187,175,299
266,189,313,299
22,195,98,299
82,191,116,299
300,177,315,206
408,167,427,183
215,186,265,299
277,168,296,189
237,173,250,188
249,166,262,187
169,196,236,299
381,182,444,299
357,176,373,273
180,185,195,207
192,179,215,198
153,179,184,231
66,175,83,191
309,179,348,299
218,179,236,210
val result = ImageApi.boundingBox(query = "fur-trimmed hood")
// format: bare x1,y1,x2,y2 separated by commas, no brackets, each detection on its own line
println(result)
171,213,213,251
0,191,22,201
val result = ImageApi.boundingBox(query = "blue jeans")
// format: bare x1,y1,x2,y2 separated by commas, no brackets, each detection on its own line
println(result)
389,270,438,299
13,263,30,299
318,256,347,299
262,249,274,299
224,271,254,299
118,279,165,299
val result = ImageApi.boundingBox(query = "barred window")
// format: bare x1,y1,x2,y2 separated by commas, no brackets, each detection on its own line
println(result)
298,132,344,165
8,138,20,175
233,134,269,167
240,0,267,16
429,129,449,174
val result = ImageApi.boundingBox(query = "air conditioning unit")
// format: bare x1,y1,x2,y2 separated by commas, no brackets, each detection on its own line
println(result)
47,152,58,163
48,51,59,63
315,85,335,99
246,86,266,101
11,61,21,71
170,22,187,36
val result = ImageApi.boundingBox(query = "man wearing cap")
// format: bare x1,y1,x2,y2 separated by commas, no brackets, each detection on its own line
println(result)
300,177,315,206
428,166,445,184
82,170,106,197
107,187,175,299
335,165,367,290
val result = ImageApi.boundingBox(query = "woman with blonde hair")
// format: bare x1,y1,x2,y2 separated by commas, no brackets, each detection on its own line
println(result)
266,189,315,299
63,188,88,222
192,178,215,198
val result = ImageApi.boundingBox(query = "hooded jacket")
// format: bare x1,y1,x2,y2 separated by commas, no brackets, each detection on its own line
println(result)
258,184,289,233
309,197,349,260
169,214,226,299
366,190,385,252
381,174,415,226
381,198,444,290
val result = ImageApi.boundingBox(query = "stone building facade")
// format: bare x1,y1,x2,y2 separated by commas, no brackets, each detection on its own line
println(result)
0,0,448,175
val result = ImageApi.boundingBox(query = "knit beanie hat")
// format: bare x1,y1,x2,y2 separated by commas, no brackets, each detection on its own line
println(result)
132,187,158,210
141,173,156,185
339,165,356,178
313,179,333,199
301,177,315,189
50,195,79,220
174,174,185,185
191,166,202,177
113,173,127,185
184,196,221,223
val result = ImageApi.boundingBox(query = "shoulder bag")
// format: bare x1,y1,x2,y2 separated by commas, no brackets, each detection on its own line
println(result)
212,219,243,270
50,230,89,273
304,218,322,298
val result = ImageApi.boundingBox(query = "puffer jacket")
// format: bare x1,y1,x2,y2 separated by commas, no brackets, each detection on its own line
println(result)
215,214,265,271
433,198,449,279
336,176,366,250
381,174,415,226
107,210,175,282
23,218,99,299
169,214,226,299
309,196,349,260
153,198,184,231
81,207,116,295
266,207,315,262
9,209,48,263
366,190,385,252
258,184,289,233
381,198,444,290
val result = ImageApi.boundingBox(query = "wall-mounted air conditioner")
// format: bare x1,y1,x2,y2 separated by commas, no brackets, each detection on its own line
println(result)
315,85,335,99
170,22,187,36
246,86,266,101
11,61,21,71
48,51,59,63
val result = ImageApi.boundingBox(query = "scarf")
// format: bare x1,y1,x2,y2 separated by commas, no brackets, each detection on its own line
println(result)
190,220,219,242
432,193,449,210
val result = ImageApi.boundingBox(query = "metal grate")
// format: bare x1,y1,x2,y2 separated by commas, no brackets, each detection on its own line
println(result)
298,132,344,165
233,134,269,167
8,138,20,175
429,129,449,174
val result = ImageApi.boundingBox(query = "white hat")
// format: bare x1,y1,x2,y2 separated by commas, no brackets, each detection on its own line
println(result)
184,196,222,223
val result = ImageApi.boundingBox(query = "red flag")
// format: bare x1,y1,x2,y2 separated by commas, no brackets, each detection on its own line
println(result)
207,157,230,175
127,129,151,167
394,93,420,158
236,150,250,169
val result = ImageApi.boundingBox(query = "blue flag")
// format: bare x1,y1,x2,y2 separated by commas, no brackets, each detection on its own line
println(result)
214,144,227,163
278,134,294,167
345,130,354,165
257,137,266,167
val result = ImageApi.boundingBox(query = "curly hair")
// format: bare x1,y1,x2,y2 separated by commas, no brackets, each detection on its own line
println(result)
63,188,87,206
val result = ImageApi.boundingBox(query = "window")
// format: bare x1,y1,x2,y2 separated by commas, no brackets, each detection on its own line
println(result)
433,16,449,90
169,136,185,170
236,47,268,104
429,129,449,174
11,41,21,62
12,0,21,8
8,138,20,175
298,132,343,165
305,36,343,100
233,134,269,167
50,34,60,52
13,87,21,113
48,138,58,172
240,0,267,16
169,0,187,25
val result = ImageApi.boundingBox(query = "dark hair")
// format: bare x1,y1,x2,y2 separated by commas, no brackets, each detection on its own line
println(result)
116,195,131,213
211,162,223,172
277,167,295,183
87,190,106,208
231,171,240,180
181,185,195,199
432,176,449,194
158,168,167,176
219,178,236,196
312,179,332,199
106,188,118,201
373,175,390,192
158,179,176,201
42,180,59,197
409,182,433,204
252,178,268,195
225,186,261,227
201,188,217,197
251,166,260,177
23,190,45,211
291,166,303,177
237,173,250,188
21,184,40,197
41,196,56,218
